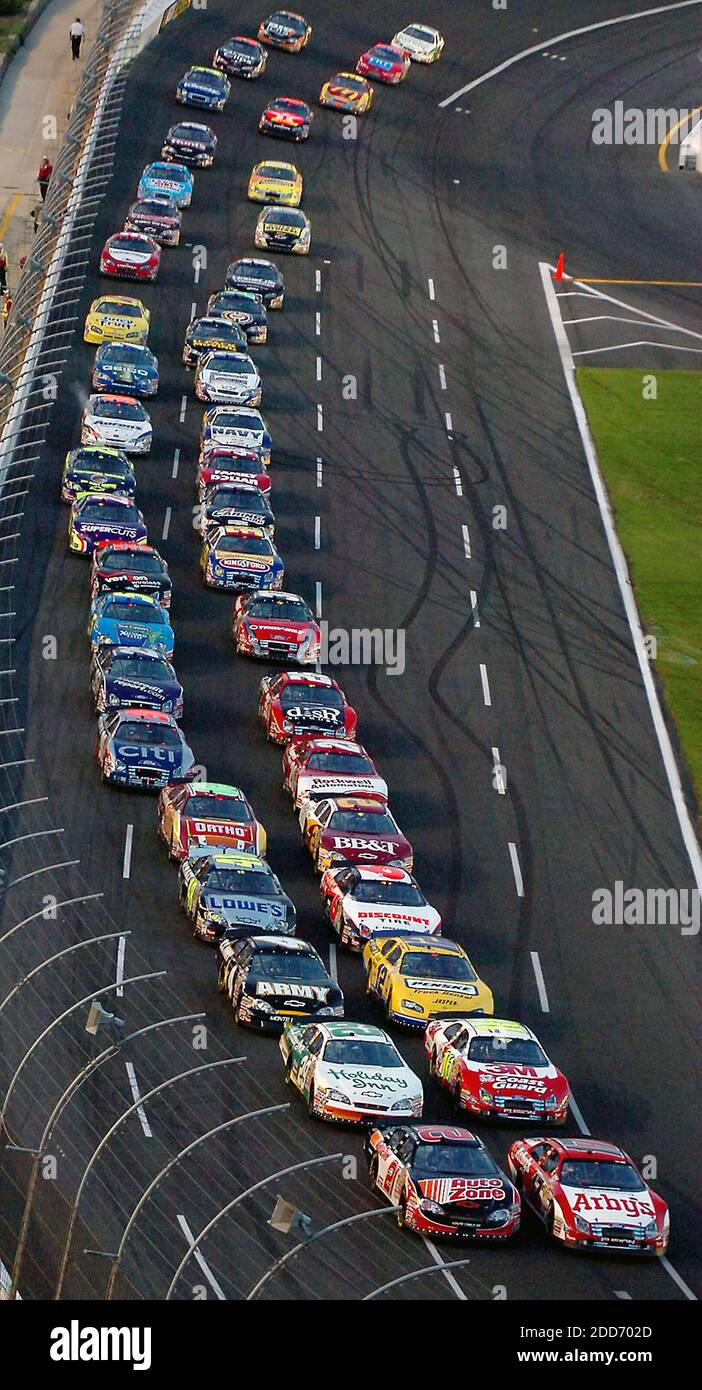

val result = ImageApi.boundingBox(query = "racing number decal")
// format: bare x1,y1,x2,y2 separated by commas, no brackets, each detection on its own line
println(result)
439,1048,455,1085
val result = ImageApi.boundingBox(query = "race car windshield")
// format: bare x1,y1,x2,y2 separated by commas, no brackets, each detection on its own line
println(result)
270,13,305,33
248,954,326,982
322,1040,403,1067
80,501,137,522
260,165,297,181
97,301,141,317
186,796,251,820
101,346,150,364
280,686,342,711
331,74,366,90
329,810,396,834
402,953,476,982
413,1145,498,1178
136,201,175,217
225,39,258,54
117,722,181,746
105,601,161,623
353,882,424,906
231,264,278,284
558,1160,642,1191
248,597,308,620
92,400,145,420
265,211,304,228
172,125,210,143
187,70,221,87
75,457,131,477
273,99,307,115
204,354,254,374
214,410,261,430
192,322,243,342
110,656,172,679
100,552,164,574
216,535,270,555
110,237,151,254
306,752,371,773
468,1038,547,1065
151,165,187,182
209,487,266,509
374,47,399,59
404,26,432,40
206,868,273,893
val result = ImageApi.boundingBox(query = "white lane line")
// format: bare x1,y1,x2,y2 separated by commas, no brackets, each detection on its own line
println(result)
491,747,505,794
190,300,197,319
328,942,338,983
194,261,200,285
508,842,524,897
122,823,133,879
530,951,550,1012
461,524,471,559
439,1,702,106
470,590,480,627
438,363,447,390
432,319,440,343
316,456,323,488
315,269,321,292
179,394,187,423
315,310,321,335
316,354,322,381
453,467,462,496
615,1290,633,1300
568,1089,591,1135
115,934,126,998
573,341,702,358
315,580,322,618
125,1062,152,1138
317,403,323,431
314,515,320,550
540,262,702,898
176,1214,226,1300
171,447,180,479
445,410,453,432
479,664,491,706
162,507,171,541
422,1237,467,1300
660,1256,697,1301
427,277,435,300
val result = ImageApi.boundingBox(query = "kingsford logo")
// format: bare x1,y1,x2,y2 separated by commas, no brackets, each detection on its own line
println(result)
568,1191,655,1218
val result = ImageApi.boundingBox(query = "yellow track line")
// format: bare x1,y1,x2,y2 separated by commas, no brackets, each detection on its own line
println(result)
0,192,21,243
658,106,702,171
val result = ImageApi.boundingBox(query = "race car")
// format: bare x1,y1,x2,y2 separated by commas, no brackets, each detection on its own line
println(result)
259,671,358,745
320,865,441,950
300,794,413,875
200,405,272,464
100,231,160,283
90,542,172,608
68,494,147,556
197,446,271,500
83,295,150,345
367,1124,521,1240
176,65,231,111
258,10,311,51
182,316,248,368
363,934,494,1027
61,446,135,503
87,591,174,657
90,645,183,717
318,72,373,113
254,205,310,255
158,782,265,860
248,160,302,205
219,935,341,1031
200,524,283,591
97,708,194,790
357,43,410,83
284,738,388,808
138,161,193,207
259,96,313,141
392,23,445,62
92,343,159,398
225,257,284,309
206,289,268,343
179,848,295,942
213,35,267,79
81,394,152,454
194,350,262,405
162,122,217,167
281,1021,422,1123
125,197,182,247
233,590,319,664
197,481,274,536
425,1017,569,1124
506,1137,669,1255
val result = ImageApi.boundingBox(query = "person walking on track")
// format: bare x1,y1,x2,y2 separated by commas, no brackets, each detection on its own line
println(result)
38,157,53,202
70,18,85,60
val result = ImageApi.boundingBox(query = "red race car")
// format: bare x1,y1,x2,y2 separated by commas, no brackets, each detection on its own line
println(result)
300,793,413,874
321,864,441,950
258,670,357,744
157,780,266,861
233,589,320,665
425,1017,569,1124
197,445,271,500
283,737,387,808
356,43,410,84
506,1137,669,1255
100,231,160,282
258,96,312,140
367,1124,521,1240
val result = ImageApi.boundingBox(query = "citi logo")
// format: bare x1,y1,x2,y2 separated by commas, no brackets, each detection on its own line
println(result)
50,1321,151,1371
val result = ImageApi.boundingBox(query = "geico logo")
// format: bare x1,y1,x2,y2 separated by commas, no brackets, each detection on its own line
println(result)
331,837,394,852
570,1192,655,1218
192,820,246,834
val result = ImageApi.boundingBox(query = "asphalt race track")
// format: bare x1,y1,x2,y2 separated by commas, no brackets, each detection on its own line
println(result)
3,0,702,1301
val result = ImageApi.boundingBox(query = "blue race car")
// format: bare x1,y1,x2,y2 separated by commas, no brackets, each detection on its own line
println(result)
88,591,175,658
90,645,183,716
68,493,147,555
138,161,193,207
92,343,159,398
61,446,135,503
97,708,195,790
176,65,231,111
199,523,284,592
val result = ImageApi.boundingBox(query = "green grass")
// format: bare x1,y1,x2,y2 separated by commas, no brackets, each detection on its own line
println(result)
578,367,702,815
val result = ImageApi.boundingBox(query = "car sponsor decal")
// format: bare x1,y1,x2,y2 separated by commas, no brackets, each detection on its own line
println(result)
205,896,286,916
402,980,479,996
418,1177,506,1203
329,837,396,852
256,982,328,999
286,705,341,724
563,1188,655,1220
325,1067,408,1093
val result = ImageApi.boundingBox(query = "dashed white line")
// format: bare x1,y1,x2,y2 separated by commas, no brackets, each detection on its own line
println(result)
176,1215,226,1300
315,269,321,292
314,515,320,550
190,301,197,319
122,823,133,879
453,467,462,496
125,1062,152,1138
422,1238,467,1300
316,355,322,381
432,319,440,343
316,457,323,488
427,278,435,301
115,934,126,998
438,363,447,390
328,942,338,983
508,842,524,897
162,506,171,541
179,395,187,423
193,262,200,285
445,410,453,432
171,447,180,480
479,664,491,706
530,950,550,1012
568,1089,591,1136
315,580,322,618
491,747,506,794
470,590,480,627
461,524,471,559
660,1256,697,1301
615,1290,633,1300
316,403,323,431
315,310,321,335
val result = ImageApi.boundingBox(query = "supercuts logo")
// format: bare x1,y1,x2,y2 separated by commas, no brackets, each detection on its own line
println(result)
420,1177,505,1203
568,1190,655,1219
82,524,137,536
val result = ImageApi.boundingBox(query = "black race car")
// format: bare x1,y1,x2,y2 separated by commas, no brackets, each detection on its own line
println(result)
206,290,268,343
89,542,172,608
213,35,267,78
162,122,217,167
90,645,184,717
225,257,284,309
258,11,312,52
182,316,248,367
258,96,313,141
125,197,182,247
218,934,343,1031
199,482,275,537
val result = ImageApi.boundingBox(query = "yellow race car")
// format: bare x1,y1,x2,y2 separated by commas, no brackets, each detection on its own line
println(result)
254,205,310,255
247,160,303,206
319,71,373,113
363,934,494,1028
84,295,150,346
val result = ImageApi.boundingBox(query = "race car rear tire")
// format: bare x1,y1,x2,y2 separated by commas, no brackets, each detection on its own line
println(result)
396,1195,408,1231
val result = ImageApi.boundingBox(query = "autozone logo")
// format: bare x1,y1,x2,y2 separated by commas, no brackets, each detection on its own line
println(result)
421,1177,505,1203
331,838,395,852
569,1191,655,1218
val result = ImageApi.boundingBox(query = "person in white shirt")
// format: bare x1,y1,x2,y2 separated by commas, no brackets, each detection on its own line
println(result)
70,18,85,60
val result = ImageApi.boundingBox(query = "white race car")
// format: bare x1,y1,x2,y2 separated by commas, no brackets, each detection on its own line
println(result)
392,22,444,62
282,737,388,809
280,1020,423,1123
194,351,262,405
200,406,272,466
81,394,152,454
320,863,441,950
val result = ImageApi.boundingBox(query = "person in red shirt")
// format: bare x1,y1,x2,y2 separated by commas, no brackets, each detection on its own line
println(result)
38,158,53,202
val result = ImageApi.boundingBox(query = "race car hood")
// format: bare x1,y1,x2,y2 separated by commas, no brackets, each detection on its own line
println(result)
320,830,410,863
212,548,273,571
112,739,189,772
201,466,270,493
181,817,257,851
106,674,179,706
96,570,168,596
246,619,310,643
66,468,134,493
400,977,481,1004
75,518,144,541
316,1062,420,1105
395,33,433,55
342,900,440,934
465,1061,561,1098
206,504,268,530
416,1176,508,1205
285,702,344,732
201,893,289,928
87,417,147,443
557,1184,657,1225
97,620,169,649
297,772,388,800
